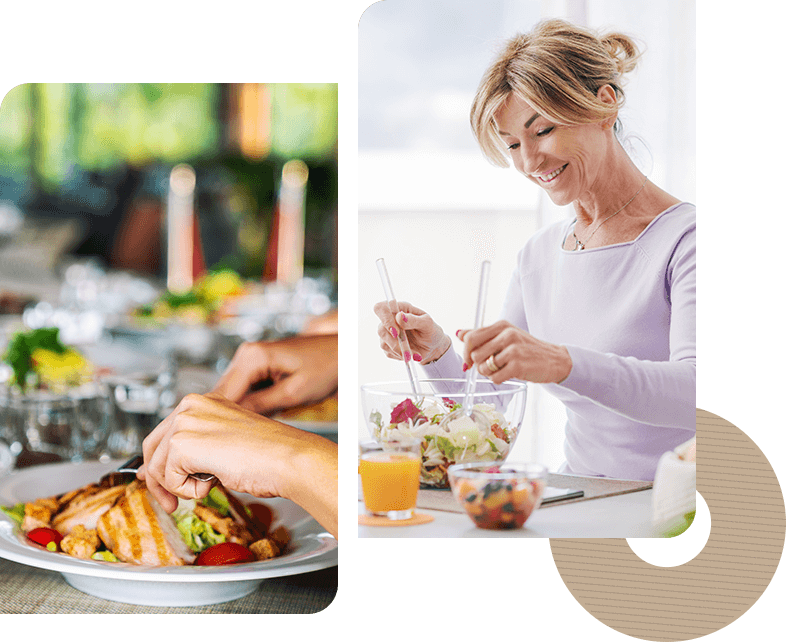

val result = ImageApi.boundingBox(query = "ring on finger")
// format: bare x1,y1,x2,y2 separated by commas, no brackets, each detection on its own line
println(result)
486,354,500,373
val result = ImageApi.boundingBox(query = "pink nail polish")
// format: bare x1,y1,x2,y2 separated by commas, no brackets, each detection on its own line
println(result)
390,327,398,339
462,362,469,372
404,351,412,363
401,314,408,323
413,353,422,362
455,329,461,337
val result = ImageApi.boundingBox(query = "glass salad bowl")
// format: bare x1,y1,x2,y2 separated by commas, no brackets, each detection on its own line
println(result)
448,462,547,529
360,379,527,488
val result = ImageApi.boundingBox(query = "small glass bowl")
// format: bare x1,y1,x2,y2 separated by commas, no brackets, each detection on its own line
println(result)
448,462,548,530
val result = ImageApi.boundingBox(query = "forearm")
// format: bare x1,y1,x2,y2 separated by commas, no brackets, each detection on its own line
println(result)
277,431,339,540
558,345,696,429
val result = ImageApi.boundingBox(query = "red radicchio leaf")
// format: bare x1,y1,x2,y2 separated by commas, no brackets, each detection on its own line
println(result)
390,398,423,424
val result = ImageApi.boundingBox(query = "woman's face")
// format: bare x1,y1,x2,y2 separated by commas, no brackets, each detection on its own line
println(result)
495,93,613,206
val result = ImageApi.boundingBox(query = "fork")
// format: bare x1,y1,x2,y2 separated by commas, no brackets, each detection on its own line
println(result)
100,455,266,540
99,454,216,487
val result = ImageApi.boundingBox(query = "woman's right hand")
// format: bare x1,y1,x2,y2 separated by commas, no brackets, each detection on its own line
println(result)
373,301,451,364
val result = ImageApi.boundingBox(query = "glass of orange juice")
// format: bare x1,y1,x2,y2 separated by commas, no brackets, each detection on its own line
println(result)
359,439,421,520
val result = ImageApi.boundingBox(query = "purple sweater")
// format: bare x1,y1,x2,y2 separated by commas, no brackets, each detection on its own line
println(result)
424,203,696,481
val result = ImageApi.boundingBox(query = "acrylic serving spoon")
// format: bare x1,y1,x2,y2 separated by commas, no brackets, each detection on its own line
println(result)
376,257,421,398
439,260,492,432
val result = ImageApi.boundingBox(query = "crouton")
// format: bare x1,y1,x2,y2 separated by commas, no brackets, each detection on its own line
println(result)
60,524,100,559
269,525,290,551
22,498,58,532
249,538,280,561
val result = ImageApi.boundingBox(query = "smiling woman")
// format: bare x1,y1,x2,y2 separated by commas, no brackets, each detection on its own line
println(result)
371,17,696,482
470,22,640,165
471,19,681,244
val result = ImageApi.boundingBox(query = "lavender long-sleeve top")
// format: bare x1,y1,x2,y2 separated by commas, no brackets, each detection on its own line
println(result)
423,202,696,481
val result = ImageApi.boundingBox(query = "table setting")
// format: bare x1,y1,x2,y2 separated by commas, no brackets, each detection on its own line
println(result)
358,258,695,540
0,267,338,613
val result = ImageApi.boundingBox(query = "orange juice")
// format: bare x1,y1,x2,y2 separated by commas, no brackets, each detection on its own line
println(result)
359,451,421,515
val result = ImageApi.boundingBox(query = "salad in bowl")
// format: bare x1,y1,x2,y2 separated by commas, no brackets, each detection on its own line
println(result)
361,379,527,488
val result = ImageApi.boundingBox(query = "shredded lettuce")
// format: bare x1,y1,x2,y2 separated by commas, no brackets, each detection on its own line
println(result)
0,503,25,525
172,497,227,552
201,487,231,516
176,515,226,552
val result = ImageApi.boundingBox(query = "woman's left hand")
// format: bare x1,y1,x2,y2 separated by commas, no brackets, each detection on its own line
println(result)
458,321,573,384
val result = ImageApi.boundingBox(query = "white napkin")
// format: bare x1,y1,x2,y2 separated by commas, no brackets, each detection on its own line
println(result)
651,437,696,524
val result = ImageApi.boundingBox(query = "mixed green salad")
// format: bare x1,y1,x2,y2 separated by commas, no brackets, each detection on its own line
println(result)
134,269,246,325
2,327,93,393
369,397,515,487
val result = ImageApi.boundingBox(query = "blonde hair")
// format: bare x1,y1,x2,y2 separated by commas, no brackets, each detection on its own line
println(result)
470,19,642,167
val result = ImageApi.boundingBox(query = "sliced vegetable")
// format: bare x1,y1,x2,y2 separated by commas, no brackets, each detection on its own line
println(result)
92,550,119,562
195,542,255,566
26,527,64,550
246,502,275,533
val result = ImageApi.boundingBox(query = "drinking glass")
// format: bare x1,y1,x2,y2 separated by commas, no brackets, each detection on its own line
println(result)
4,393,81,461
105,371,175,459
359,439,421,520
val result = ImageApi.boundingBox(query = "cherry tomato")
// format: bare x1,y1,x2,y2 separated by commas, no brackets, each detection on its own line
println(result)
26,527,63,551
196,542,255,566
246,502,274,532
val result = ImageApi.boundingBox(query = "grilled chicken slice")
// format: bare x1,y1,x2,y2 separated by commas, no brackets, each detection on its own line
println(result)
97,481,196,566
52,484,127,535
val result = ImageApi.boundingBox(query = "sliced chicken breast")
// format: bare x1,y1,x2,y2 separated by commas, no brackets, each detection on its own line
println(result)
52,485,127,535
97,482,196,566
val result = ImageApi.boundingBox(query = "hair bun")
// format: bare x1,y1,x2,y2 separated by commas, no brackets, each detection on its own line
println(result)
601,33,642,80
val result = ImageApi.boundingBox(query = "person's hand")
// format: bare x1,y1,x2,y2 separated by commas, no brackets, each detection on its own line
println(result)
211,334,338,415
137,393,338,539
373,301,451,364
457,321,572,384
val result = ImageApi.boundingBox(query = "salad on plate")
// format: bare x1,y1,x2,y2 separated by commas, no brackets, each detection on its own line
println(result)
1,327,94,394
1,477,287,567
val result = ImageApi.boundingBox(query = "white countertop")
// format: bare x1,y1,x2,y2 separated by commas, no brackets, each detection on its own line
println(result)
358,485,659,538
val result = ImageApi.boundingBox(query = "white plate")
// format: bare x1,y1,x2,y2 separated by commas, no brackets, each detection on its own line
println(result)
0,461,337,607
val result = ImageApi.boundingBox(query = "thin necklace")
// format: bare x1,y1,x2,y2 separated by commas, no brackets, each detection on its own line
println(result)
571,176,649,251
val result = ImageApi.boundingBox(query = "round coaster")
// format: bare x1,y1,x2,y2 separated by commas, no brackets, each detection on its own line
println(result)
358,512,435,527
550,408,785,641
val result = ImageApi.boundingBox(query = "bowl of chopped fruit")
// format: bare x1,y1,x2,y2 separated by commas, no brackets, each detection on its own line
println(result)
361,378,527,488
448,462,548,530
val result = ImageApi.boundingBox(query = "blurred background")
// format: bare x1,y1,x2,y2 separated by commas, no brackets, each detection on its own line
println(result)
0,83,337,287
0,82,339,468
358,0,695,472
